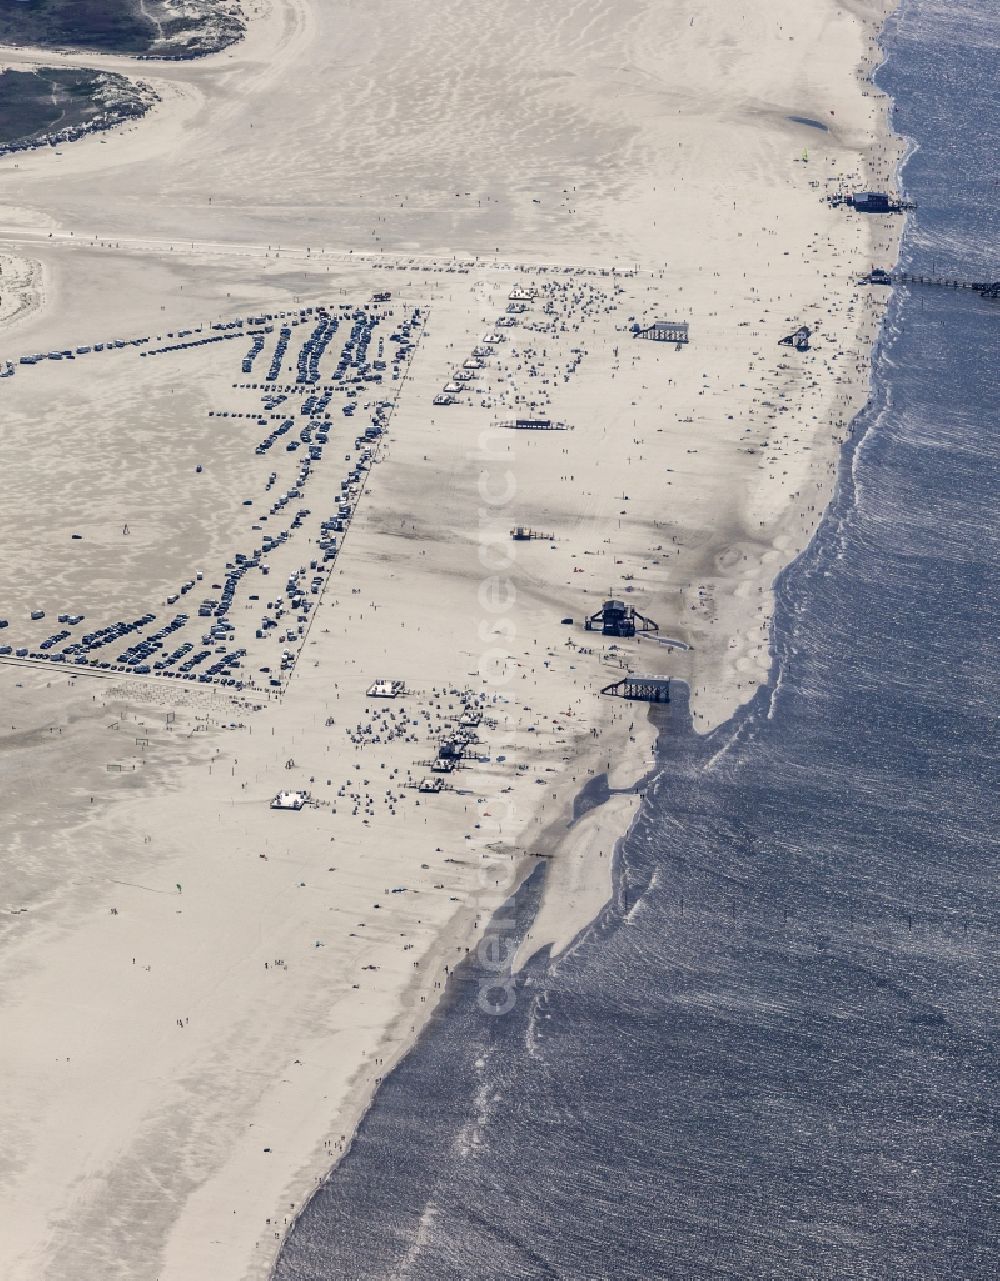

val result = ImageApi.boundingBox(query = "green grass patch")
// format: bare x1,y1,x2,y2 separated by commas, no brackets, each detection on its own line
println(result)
0,0,157,54
0,66,147,148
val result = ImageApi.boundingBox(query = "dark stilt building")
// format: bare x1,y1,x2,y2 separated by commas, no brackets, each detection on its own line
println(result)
829,190,916,214
510,526,554,541
633,320,689,345
585,599,659,638
851,190,896,213
779,324,812,352
601,674,671,703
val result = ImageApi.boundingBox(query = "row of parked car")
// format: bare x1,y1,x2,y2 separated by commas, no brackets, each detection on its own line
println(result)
3,304,423,689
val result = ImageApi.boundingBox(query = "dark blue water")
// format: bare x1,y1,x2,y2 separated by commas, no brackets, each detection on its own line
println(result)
274,3,999,1278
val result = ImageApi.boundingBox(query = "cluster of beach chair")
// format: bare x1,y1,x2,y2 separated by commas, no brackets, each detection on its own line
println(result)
369,255,635,280
330,689,493,808
434,275,618,413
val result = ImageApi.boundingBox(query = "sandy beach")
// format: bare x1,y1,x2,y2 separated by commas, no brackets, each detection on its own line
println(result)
0,2,906,1277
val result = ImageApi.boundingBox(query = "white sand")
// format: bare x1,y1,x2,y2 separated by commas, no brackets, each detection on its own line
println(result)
0,1,905,1277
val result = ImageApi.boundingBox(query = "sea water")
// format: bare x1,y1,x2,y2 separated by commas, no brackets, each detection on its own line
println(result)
274,2,999,1276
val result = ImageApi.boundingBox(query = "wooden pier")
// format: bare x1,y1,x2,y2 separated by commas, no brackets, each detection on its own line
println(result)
829,191,916,214
510,526,555,541
861,268,999,299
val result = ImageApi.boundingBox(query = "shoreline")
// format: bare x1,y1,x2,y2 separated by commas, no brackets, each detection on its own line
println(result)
0,1,913,1278
268,0,913,1269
